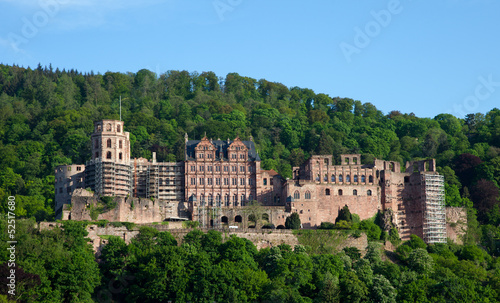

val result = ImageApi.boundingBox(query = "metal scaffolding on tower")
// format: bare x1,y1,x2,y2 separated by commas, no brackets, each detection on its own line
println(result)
422,174,446,244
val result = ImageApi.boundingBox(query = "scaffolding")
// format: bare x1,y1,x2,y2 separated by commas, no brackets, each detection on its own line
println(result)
422,174,446,243
94,159,103,196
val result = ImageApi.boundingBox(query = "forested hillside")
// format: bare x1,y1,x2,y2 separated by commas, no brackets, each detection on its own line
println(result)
0,63,500,302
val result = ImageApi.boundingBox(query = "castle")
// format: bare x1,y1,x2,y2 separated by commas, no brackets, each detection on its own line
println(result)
55,120,447,243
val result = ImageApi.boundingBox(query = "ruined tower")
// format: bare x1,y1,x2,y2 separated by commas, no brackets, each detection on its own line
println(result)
85,120,132,197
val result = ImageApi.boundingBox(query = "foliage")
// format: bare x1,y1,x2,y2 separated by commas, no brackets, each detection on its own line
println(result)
285,212,301,229
335,205,353,224
319,222,336,229
182,220,200,228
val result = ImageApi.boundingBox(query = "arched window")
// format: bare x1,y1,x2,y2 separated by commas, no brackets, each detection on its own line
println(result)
119,140,122,148
106,151,112,159
95,152,99,159
316,174,320,181
325,188,331,196
107,139,112,148
97,125,102,132
294,191,300,200
346,175,351,182
353,189,358,196
235,215,242,223
331,174,336,182
324,174,328,182
249,194,253,201
117,125,121,132
233,194,238,205
159,179,163,186
106,123,112,131
225,194,230,206
338,189,343,196
119,153,122,160
369,175,374,183
208,194,213,205
200,194,205,204
339,174,343,182
263,178,267,186
354,175,358,182
221,216,228,224
367,190,372,196
361,175,366,182
94,140,98,148
305,191,311,199
241,195,245,205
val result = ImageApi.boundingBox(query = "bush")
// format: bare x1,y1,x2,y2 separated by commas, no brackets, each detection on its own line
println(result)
110,222,124,228
352,229,362,238
285,213,301,229
335,205,353,223
183,221,200,229
343,247,361,261
359,220,381,241
388,228,401,246
319,222,335,229
122,222,136,230
334,220,352,229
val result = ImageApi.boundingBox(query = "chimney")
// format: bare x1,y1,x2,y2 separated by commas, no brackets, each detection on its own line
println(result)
152,152,157,164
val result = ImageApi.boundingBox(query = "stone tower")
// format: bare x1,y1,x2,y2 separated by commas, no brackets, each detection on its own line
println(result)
85,120,132,197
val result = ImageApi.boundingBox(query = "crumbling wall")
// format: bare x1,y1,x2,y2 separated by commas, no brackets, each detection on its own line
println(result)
446,207,467,244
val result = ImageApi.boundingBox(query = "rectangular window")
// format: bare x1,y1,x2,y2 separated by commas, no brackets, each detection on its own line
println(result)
249,178,253,185
240,166,245,172
224,166,229,172
240,178,245,185
216,178,221,185
232,178,237,185
208,166,213,172
199,178,204,185
216,166,221,172
232,166,237,172
199,166,204,171
191,166,195,172
224,178,229,185
191,178,196,185
76,166,82,171
207,178,213,185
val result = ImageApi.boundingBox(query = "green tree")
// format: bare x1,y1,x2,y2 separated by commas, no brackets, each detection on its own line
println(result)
285,212,301,229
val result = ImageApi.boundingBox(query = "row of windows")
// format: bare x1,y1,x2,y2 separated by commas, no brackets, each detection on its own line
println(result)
293,189,373,199
190,177,255,186
263,178,274,186
95,139,124,149
96,123,122,132
95,151,123,160
190,165,253,173
197,153,247,160
317,157,360,166
192,193,254,205
315,174,374,183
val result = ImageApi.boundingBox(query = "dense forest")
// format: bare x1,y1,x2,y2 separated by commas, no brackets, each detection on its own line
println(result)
0,63,499,302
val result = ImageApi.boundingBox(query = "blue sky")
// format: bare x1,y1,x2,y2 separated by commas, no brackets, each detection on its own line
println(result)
1,0,499,118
